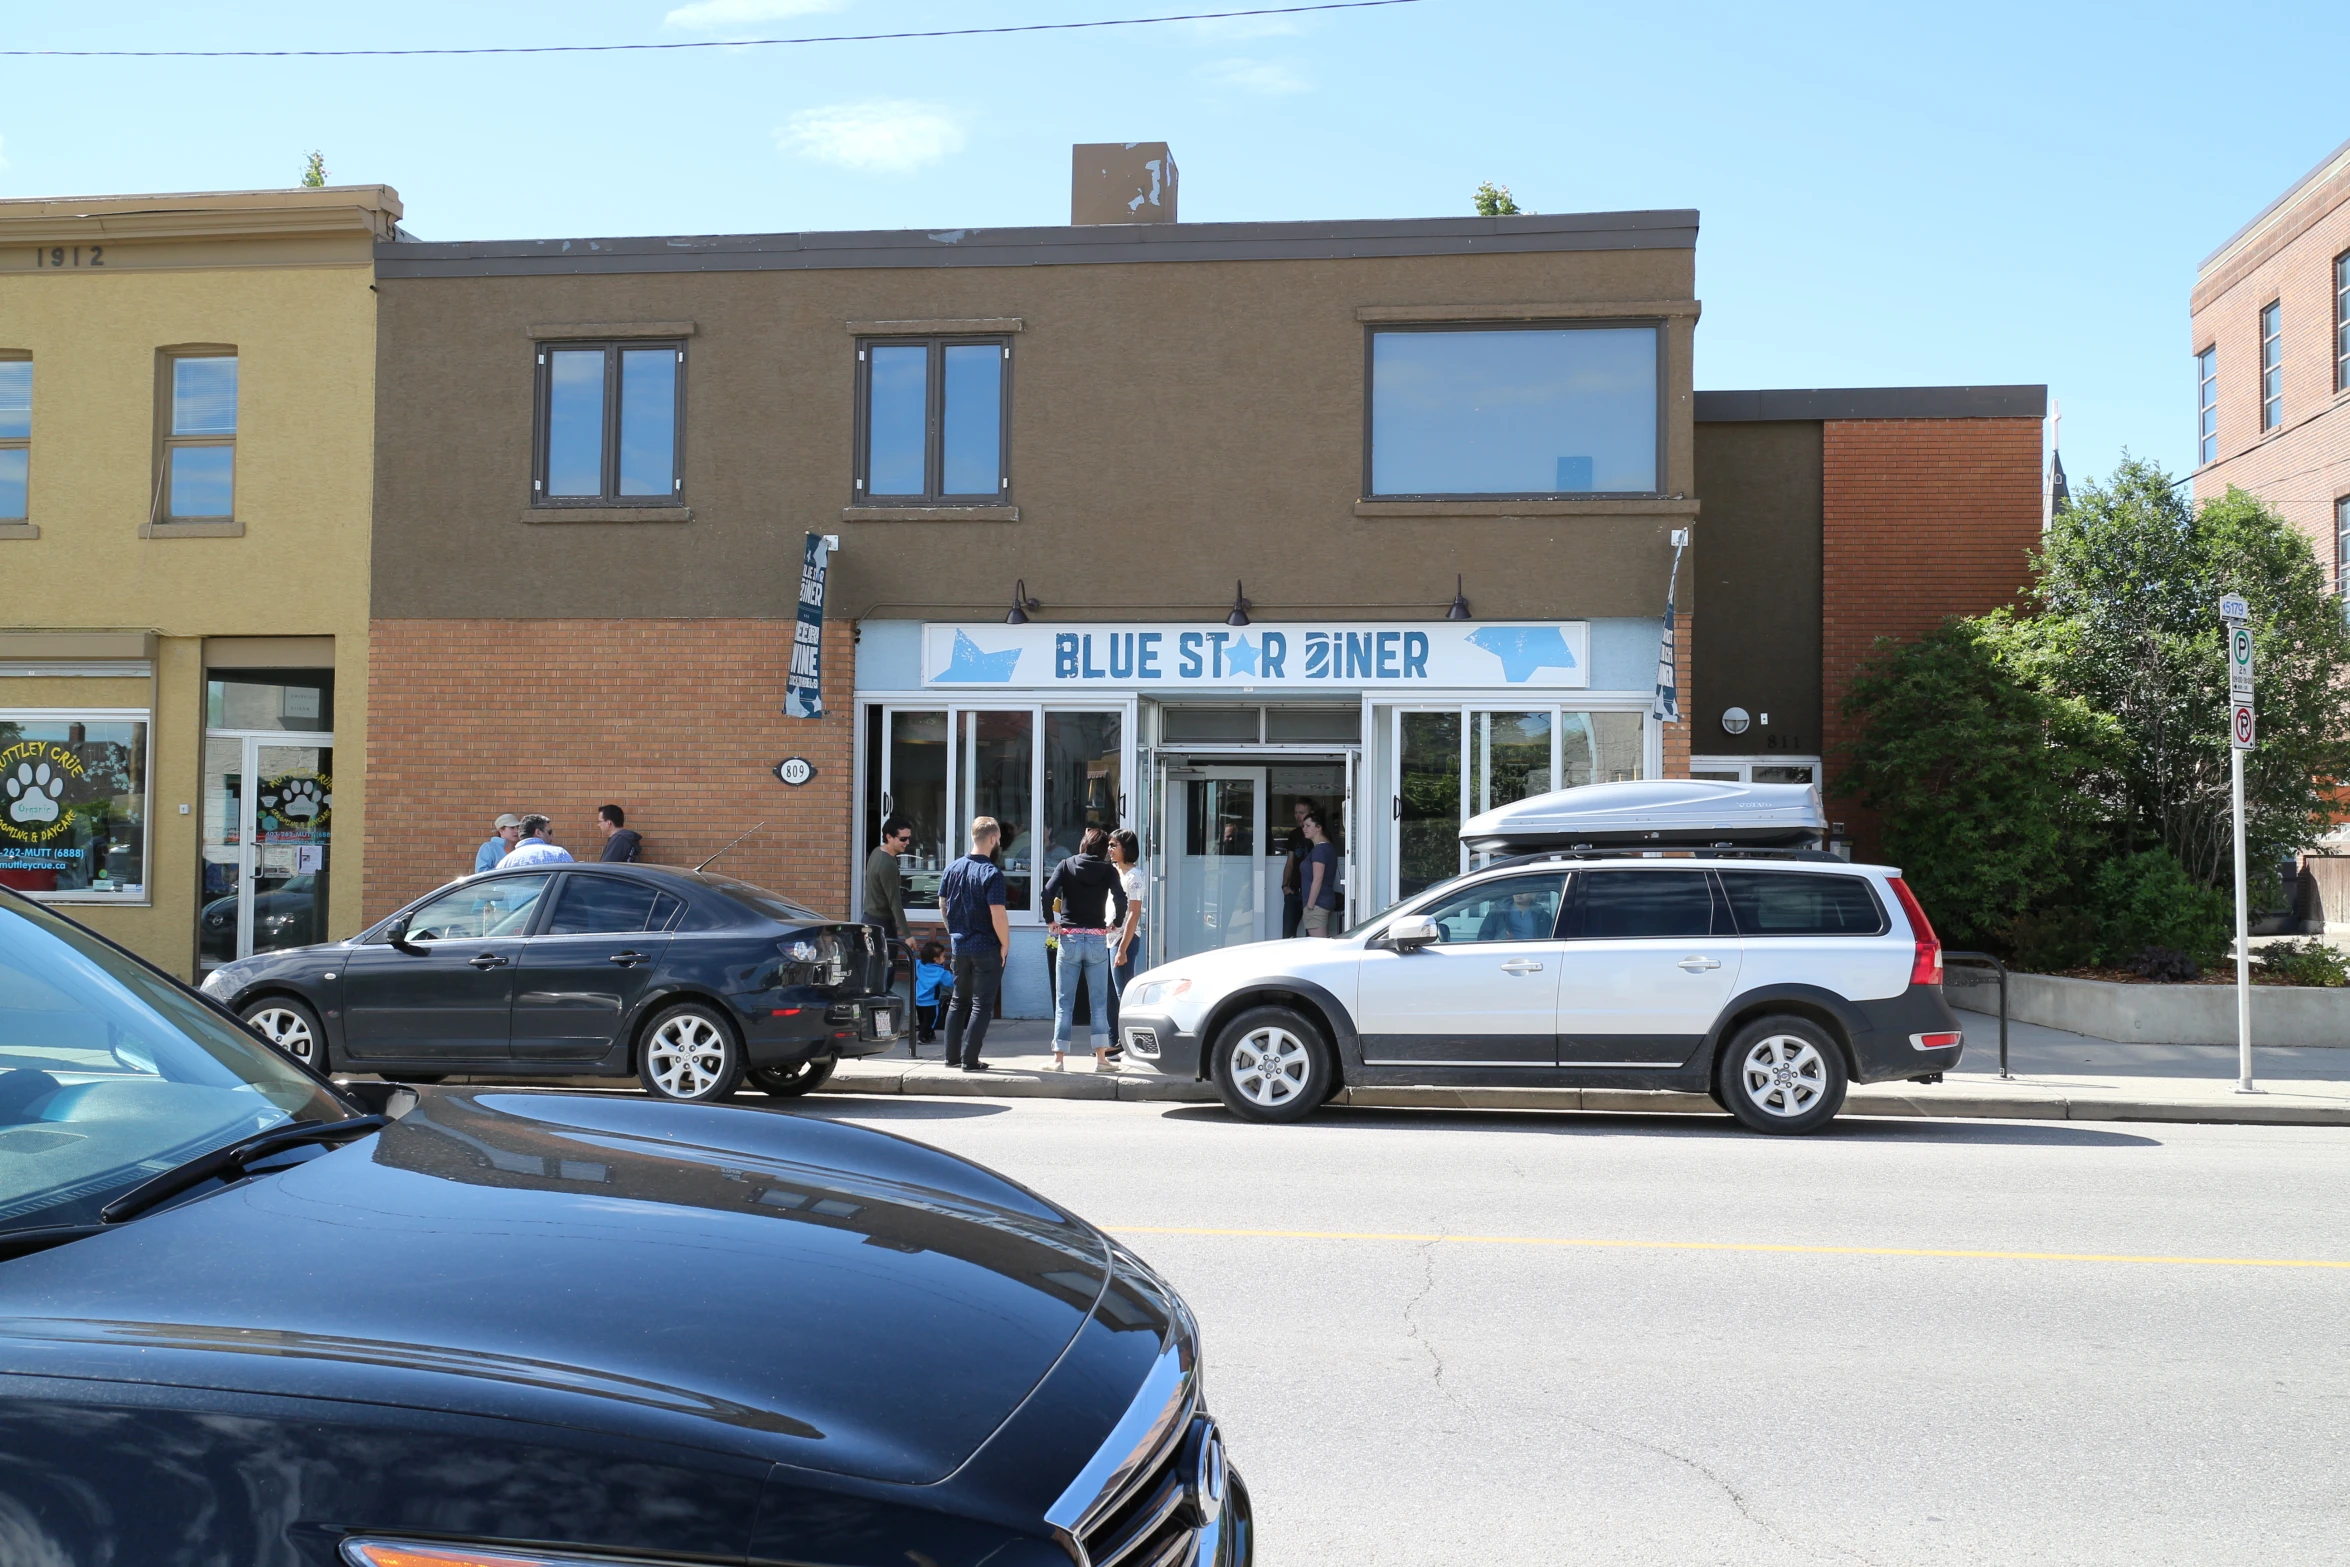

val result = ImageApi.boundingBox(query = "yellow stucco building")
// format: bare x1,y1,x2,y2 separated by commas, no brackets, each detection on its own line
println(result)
0,186,399,979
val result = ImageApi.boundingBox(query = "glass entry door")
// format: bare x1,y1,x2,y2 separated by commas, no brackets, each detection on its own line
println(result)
1167,767,1267,960
199,731,333,968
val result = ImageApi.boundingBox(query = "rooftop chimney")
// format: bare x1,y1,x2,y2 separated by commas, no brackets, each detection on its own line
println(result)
1072,143,1179,225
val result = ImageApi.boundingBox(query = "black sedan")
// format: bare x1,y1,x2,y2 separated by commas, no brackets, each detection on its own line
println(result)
201,863,902,1102
0,887,1251,1566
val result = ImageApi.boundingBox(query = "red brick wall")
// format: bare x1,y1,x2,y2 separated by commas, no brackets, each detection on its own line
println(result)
364,618,855,921
1821,418,2044,859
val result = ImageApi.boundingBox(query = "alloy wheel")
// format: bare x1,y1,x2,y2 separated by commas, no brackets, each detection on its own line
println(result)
247,1005,319,1066
1229,1026,1310,1108
646,1013,730,1098
1739,1033,1827,1119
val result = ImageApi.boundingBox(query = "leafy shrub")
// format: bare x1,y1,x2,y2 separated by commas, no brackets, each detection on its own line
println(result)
2009,907,2100,972
2255,939,2350,988
2085,849,2232,969
2126,946,2201,982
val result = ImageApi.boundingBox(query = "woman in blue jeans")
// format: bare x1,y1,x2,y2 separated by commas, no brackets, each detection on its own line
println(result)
1106,829,1145,1044
1042,826,1129,1073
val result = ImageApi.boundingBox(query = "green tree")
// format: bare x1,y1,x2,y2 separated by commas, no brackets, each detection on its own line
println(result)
1840,617,2114,946
301,151,328,188
1473,181,1522,216
2003,459,2350,886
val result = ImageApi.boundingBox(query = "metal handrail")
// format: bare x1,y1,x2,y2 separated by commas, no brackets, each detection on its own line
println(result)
1942,951,2010,1078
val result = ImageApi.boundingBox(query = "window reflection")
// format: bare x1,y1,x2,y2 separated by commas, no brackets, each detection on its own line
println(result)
941,343,1003,496
867,344,928,496
1371,326,1658,496
546,350,606,497
1041,712,1120,879
887,711,948,910
959,711,1033,911
617,348,677,496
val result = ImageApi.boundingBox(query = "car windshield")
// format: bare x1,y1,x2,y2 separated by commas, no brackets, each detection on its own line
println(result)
699,874,829,925
0,893,347,1234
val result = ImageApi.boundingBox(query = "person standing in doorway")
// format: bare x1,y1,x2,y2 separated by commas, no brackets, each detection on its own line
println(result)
475,814,523,874
1280,800,1313,940
1042,827,1127,1073
864,816,915,1046
597,805,642,863
1106,829,1145,1038
1299,809,1339,935
939,817,1009,1073
497,815,573,868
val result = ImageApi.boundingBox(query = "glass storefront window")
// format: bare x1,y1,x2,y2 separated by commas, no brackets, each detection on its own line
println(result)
1041,712,1122,880
1468,711,1553,815
1398,710,1461,898
0,714,149,900
1560,711,1645,787
959,710,1035,912
206,669,334,733
885,710,948,910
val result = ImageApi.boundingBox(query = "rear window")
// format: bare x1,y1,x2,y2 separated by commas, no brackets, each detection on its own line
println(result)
698,874,828,926
1570,871,1726,939
545,876,678,936
1718,871,1887,937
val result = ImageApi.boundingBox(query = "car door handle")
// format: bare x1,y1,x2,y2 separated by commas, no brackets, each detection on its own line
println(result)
1677,956,1722,972
608,950,647,967
1499,959,1545,974
468,953,510,970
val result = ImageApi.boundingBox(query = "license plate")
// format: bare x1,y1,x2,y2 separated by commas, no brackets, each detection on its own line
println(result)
868,1008,897,1037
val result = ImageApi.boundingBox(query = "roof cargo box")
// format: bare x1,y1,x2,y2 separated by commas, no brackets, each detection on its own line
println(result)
1460,780,1826,854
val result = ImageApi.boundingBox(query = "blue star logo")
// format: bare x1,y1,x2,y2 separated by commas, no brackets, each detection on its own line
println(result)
937,630,1022,682
1225,634,1260,677
1466,626,1578,684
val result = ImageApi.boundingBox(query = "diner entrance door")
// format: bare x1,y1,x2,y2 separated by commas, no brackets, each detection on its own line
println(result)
1165,767,1268,961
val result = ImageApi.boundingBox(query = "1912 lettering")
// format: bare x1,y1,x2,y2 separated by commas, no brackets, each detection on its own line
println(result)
33,246,104,268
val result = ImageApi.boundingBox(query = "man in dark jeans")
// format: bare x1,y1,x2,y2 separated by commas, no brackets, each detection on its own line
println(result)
939,815,1010,1073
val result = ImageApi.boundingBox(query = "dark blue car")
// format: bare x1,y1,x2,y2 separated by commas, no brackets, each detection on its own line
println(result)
0,888,1251,1566
202,863,905,1102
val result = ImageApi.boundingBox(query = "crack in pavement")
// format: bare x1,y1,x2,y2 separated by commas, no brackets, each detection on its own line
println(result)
1398,1236,1450,1400
1566,1418,1879,1567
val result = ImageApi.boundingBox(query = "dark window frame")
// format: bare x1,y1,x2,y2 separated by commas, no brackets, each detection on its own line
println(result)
2259,300,2284,433
2336,252,2349,395
1360,318,1670,501
2195,344,2218,466
530,339,687,508
852,334,1013,505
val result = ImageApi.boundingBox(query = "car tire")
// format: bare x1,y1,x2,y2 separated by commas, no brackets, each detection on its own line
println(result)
1211,1005,1332,1124
638,1002,745,1102
241,996,329,1072
748,1057,837,1098
1717,1015,1848,1135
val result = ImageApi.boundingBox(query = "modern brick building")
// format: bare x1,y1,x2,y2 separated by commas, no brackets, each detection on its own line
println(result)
356,151,2045,1011
2191,134,2350,577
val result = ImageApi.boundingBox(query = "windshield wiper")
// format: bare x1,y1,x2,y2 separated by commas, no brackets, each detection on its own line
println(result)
98,1115,389,1225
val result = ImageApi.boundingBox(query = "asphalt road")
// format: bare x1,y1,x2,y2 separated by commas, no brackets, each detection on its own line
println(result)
777,1095,2350,1566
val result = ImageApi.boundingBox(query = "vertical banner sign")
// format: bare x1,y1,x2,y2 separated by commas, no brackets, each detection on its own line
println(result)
1652,528,1688,723
783,532,832,719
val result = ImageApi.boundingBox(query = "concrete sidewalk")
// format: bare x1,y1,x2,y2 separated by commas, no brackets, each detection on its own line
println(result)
819,1011,2350,1126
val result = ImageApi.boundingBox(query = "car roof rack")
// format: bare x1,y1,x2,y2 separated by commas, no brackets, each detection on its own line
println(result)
1480,845,1849,872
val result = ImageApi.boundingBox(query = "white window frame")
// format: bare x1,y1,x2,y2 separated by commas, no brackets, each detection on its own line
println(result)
2195,346,2218,466
1686,755,1823,786
0,707,154,905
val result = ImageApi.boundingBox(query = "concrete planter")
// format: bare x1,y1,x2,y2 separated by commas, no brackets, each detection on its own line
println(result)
1946,968,2350,1048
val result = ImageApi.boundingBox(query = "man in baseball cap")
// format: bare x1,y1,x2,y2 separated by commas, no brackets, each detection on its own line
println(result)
474,813,524,874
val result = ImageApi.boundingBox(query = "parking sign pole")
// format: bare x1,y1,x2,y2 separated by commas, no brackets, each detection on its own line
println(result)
2222,594,2258,1094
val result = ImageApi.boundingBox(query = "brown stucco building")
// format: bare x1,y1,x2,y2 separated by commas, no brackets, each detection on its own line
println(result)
2191,134,2350,574
361,168,2044,1013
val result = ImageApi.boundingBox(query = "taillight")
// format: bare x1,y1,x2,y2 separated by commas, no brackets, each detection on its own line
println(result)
1887,877,1942,987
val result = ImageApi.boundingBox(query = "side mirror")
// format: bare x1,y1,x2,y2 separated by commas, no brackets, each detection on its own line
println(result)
1388,915,1439,949
388,915,426,956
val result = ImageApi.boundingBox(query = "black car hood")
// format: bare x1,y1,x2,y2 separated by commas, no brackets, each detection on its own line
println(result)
0,1092,1111,1485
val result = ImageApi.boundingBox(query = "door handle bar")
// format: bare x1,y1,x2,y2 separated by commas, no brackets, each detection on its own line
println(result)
1499,959,1544,974
468,953,510,970
608,950,647,967
1677,956,1722,972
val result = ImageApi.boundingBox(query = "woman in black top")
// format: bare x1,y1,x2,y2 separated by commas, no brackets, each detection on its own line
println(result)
1043,828,1129,1072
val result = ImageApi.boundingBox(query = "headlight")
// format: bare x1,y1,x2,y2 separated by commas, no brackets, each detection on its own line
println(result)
1129,977,1191,1010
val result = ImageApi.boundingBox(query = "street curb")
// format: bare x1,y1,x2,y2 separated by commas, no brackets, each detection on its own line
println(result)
818,1069,2350,1126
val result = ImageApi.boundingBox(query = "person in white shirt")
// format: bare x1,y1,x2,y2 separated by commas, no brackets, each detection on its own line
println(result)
1106,829,1146,1042
497,814,574,869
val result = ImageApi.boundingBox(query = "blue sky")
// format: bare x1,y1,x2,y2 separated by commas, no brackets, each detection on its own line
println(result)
4,0,2346,483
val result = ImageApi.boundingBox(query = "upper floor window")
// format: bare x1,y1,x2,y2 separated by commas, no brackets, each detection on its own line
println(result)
2338,495,2349,613
162,353,236,521
2195,346,2218,466
854,336,1009,504
2336,252,2348,394
1367,323,1661,498
0,357,27,522
2259,301,2283,432
534,341,683,505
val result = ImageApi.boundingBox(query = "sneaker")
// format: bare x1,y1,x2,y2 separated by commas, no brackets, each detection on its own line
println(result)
960,1061,990,1073
1050,1058,1066,1073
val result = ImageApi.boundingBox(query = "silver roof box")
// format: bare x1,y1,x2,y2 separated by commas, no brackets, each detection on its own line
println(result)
1460,779,1827,854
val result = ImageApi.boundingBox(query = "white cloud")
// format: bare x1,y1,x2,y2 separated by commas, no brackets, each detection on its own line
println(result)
778,101,966,173
663,0,849,31
1199,57,1311,95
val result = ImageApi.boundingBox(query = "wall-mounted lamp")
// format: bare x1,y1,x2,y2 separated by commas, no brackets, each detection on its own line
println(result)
1445,574,1472,620
1225,580,1253,627
1005,579,1041,625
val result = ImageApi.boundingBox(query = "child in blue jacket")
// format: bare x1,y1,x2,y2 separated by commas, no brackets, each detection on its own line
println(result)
913,941,953,1046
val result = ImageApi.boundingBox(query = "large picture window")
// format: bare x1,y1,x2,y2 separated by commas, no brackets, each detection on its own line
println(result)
534,341,684,506
160,353,236,522
1368,323,1660,497
0,713,150,901
855,337,1010,504
1394,704,1644,897
0,356,28,522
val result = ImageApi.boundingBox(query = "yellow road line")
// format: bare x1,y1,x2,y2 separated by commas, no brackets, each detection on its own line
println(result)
1107,1226,2350,1271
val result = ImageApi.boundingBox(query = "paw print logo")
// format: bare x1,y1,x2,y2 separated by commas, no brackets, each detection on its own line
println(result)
4,762,64,825
270,778,330,821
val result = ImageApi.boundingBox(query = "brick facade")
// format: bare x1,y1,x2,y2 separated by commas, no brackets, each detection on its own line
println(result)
1820,417,2045,858
364,618,855,922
